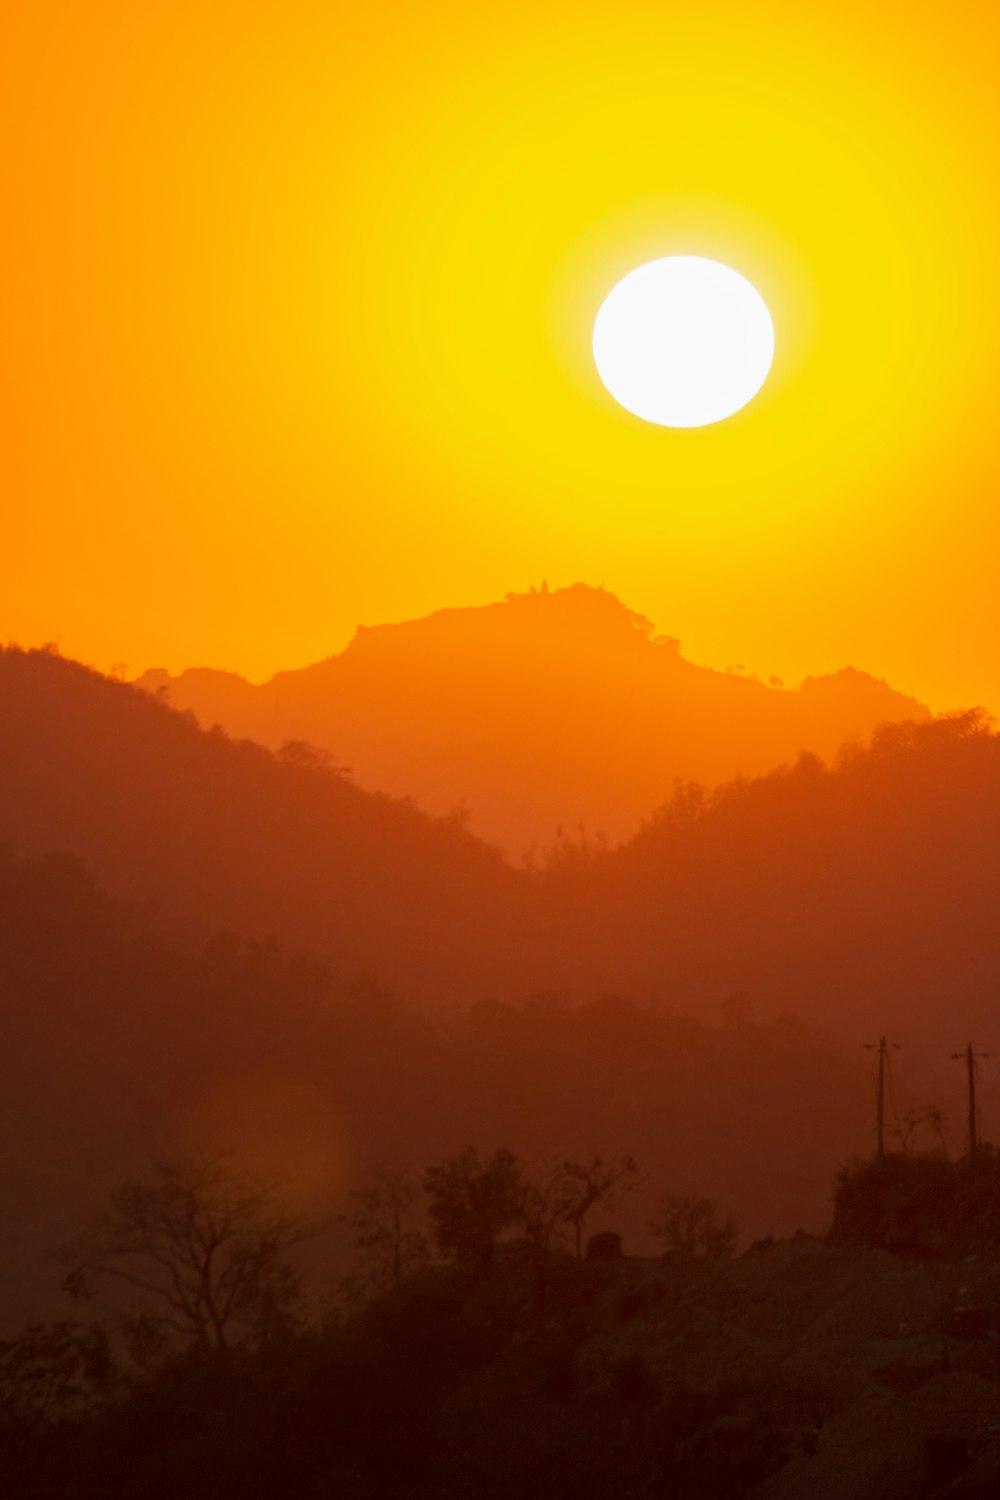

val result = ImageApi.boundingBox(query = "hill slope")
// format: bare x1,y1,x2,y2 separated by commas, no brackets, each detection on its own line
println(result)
136,584,930,855
534,710,1000,1042
0,645,515,998
2,646,999,1043
8,1238,1000,1499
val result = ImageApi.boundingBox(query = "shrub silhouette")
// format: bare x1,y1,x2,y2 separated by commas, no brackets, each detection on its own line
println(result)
830,1149,1000,1257
647,1195,738,1259
0,1321,113,1433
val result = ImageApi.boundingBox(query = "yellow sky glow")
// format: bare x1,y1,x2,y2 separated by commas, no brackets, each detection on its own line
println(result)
2,2,998,713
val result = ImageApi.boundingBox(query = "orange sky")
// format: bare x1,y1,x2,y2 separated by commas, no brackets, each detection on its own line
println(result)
2,1,998,713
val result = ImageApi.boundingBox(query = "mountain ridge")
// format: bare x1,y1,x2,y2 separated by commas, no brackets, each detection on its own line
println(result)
136,584,931,855
1,643,998,1042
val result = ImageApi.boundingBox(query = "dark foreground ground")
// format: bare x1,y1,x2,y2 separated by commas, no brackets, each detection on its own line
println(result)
5,1235,1000,1499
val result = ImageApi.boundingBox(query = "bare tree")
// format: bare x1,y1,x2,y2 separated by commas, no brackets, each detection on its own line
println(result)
647,1195,737,1260
338,1169,429,1301
63,1150,312,1354
550,1156,639,1259
516,1174,570,1309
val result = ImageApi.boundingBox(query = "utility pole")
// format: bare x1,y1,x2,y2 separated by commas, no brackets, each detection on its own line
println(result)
864,1036,897,1161
952,1044,990,1163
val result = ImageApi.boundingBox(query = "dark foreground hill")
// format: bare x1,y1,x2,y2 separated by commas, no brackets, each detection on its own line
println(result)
6,1238,1000,1500
136,583,930,856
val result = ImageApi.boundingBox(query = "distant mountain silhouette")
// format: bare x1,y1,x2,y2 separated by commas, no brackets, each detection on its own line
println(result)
2,642,998,1041
136,584,930,855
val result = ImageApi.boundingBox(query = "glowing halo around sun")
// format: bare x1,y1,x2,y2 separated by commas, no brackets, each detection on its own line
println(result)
593,256,775,428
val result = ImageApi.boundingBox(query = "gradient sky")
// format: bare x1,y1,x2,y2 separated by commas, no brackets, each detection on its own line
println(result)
3,1,998,711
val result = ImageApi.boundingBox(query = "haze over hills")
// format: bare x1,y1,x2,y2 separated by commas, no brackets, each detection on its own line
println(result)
0,840,872,1331
0,645,516,1002
2,642,999,1043
135,584,931,855
2,640,1000,1337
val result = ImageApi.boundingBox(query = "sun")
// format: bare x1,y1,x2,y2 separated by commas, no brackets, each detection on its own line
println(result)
592,256,775,429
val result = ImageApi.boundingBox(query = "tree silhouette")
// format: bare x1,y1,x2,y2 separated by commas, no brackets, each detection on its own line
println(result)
516,1174,569,1309
339,1169,429,1302
550,1156,639,1259
424,1147,523,1271
63,1150,311,1354
647,1195,737,1259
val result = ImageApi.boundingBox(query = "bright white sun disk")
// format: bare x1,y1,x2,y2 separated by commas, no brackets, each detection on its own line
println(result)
593,256,774,428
